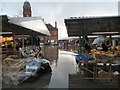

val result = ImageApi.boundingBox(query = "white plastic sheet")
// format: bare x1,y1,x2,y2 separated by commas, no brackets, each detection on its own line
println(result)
92,36,105,46
2,57,51,85
59,37,79,40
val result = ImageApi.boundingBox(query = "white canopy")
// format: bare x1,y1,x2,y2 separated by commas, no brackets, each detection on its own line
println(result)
92,36,105,46
59,37,79,41
9,17,50,36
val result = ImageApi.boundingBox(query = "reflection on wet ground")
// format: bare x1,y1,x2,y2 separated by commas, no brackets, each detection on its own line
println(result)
2,46,119,89
2,46,78,89
48,50,77,88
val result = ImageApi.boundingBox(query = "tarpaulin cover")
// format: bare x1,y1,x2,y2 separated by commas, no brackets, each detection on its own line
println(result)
92,36,105,46
2,57,51,85
75,54,95,63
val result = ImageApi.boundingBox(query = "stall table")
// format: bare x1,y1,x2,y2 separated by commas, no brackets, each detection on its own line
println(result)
76,54,116,80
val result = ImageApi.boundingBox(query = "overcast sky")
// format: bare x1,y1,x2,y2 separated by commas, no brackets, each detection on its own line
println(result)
0,0,120,39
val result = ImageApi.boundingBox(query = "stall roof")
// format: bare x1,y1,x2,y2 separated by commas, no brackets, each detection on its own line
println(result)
65,16,120,36
1,15,50,36
59,37,79,41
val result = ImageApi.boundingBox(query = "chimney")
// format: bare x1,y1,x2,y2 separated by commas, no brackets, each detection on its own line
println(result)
55,21,57,28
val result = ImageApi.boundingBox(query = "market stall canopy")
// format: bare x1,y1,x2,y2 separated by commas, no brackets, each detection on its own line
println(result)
59,37,79,41
64,16,120,36
9,17,50,36
1,15,50,36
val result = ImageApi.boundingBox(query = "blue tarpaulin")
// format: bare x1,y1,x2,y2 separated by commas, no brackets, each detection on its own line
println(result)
75,54,94,63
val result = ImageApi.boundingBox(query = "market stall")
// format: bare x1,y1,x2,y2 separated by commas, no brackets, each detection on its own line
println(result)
1,15,52,86
65,16,120,80
1,15,50,51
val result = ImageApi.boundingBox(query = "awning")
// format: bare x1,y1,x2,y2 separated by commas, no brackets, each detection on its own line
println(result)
59,37,79,41
8,16,50,36
65,16,120,36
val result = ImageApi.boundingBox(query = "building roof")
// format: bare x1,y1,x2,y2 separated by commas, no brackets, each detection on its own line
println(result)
65,16,120,36
46,24,57,31
1,15,50,36
0,15,8,22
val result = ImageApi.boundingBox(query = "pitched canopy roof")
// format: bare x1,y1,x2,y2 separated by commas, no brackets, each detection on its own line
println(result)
65,16,120,36
1,15,50,36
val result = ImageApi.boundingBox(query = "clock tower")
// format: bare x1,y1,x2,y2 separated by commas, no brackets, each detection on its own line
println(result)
23,0,32,17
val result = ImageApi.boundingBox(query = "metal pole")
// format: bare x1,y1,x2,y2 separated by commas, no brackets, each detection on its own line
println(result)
22,34,24,48
79,36,81,54
109,35,112,45
13,34,16,51
31,36,33,46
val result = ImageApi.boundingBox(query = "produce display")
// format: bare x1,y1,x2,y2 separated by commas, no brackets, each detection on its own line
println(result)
90,46,120,58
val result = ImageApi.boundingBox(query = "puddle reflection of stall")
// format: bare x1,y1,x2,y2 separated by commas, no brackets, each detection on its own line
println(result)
43,46,58,65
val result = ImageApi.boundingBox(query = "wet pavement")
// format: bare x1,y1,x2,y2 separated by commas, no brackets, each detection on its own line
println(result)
2,45,119,89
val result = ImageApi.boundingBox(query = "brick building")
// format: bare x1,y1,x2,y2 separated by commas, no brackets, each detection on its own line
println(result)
44,22,58,45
